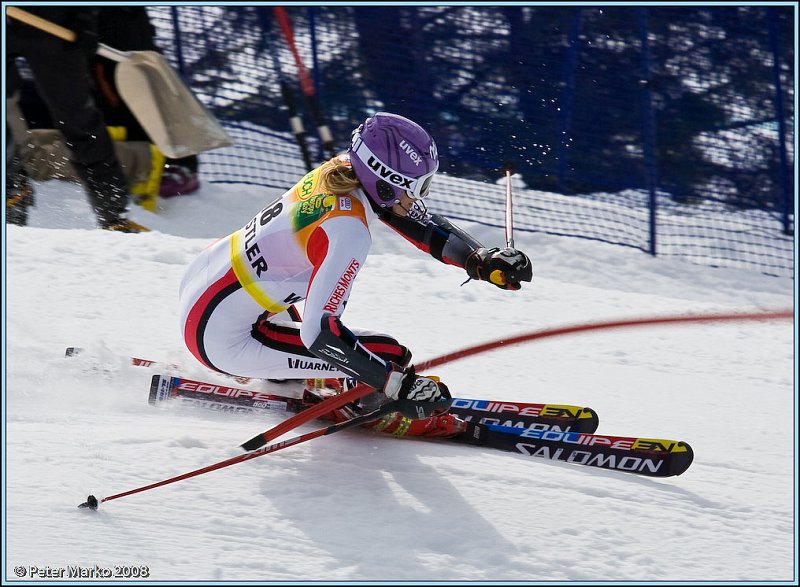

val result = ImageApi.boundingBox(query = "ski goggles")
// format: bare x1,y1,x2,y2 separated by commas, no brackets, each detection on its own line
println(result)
351,133,438,200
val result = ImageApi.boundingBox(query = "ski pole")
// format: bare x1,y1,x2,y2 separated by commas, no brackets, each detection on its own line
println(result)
78,399,401,510
239,381,376,451
503,161,515,249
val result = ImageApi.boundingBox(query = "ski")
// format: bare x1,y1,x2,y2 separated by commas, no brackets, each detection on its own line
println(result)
69,347,596,433
69,346,595,434
74,348,693,477
456,422,693,477
148,374,306,415
148,374,600,434
449,398,598,434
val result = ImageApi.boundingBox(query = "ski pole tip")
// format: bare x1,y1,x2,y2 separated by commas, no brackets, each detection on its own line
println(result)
78,494,98,510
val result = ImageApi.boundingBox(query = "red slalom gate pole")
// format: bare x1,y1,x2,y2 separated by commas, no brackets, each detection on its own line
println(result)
243,310,791,450
414,309,793,371
74,309,793,378
272,6,335,157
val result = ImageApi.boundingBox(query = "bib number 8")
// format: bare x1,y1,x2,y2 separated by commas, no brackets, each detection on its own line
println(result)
260,200,283,226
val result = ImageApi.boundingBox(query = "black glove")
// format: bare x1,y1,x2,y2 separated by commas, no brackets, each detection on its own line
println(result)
383,365,451,402
465,247,533,290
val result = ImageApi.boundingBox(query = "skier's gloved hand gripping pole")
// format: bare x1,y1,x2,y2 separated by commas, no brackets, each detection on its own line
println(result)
465,247,532,291
460,162,532,291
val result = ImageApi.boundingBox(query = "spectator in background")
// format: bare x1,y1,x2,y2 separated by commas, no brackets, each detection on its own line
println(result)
6,6,146,232
10,7,201,218
91,6,201,199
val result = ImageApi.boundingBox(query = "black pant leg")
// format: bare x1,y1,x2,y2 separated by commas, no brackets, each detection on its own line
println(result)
7,30,129,226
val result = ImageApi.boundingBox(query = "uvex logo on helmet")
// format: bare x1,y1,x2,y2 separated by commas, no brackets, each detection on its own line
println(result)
399,140,422,166
366,156,414,190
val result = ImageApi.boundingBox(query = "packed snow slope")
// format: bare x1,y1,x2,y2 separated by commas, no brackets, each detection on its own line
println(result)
4,179,796,584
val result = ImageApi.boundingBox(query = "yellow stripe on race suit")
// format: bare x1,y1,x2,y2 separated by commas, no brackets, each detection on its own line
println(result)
230,230,288,313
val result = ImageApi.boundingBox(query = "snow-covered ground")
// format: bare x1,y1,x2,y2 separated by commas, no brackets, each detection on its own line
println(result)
4,177,795,583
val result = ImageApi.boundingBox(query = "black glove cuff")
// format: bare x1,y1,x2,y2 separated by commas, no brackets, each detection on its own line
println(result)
465,247,496,281
396,365,417,397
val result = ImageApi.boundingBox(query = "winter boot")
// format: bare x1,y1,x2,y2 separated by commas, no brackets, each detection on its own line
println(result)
305,377,345,394
159,164,200,198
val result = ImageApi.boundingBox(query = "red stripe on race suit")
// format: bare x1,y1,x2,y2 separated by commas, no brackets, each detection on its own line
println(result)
184,268,240,370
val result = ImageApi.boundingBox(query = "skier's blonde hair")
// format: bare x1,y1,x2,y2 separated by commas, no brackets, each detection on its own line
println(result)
319,155,361,195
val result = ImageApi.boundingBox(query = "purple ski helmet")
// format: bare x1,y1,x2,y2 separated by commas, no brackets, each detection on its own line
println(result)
348,112,439,208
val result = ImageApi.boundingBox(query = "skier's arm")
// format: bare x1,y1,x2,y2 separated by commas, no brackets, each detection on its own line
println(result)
298,217,396,389
298,216,371,351
377,209,482,267
379,210,533,290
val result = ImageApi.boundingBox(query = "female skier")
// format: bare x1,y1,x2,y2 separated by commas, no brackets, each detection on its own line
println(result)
178,112,532,436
